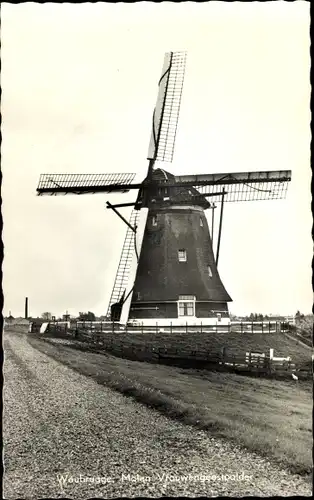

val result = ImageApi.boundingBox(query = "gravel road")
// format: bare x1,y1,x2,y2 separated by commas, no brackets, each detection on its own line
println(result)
3,330,312,498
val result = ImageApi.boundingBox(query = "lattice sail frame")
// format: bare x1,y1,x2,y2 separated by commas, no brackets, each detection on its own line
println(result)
172,170,291,202
37,173,137,195
193,180,289,202
147,51,187,163
106,209,140,316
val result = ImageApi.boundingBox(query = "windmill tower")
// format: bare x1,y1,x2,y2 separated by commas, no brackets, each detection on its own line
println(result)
36,51,291,326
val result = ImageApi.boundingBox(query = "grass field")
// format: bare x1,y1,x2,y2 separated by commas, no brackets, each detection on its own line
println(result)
77,328,311,364
27,333,312,477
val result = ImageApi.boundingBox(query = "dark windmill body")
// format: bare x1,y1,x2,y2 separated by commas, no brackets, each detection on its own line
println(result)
37,51,291,326
127,168,232,325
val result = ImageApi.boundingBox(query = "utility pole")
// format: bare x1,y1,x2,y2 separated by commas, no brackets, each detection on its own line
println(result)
25,297,29,319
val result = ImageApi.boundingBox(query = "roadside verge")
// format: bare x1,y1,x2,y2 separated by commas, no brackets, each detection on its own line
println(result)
26,333,312,478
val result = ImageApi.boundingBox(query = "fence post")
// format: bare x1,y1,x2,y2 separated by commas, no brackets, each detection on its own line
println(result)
221,346,226,364
251,322,254,334
261,321,263,334
186,322,188,334
241,321,243,334
268,321,271,334
141,322,143,334
265,356,271,375
112,320,115,334
100,321,103,333
170,321,172,335
156,322,158,335
200,321,203,334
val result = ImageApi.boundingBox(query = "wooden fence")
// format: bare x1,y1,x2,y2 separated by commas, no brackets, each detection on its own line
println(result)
40,322,312,379
46,320,290,335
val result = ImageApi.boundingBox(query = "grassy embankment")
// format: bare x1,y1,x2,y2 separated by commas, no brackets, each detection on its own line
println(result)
27,332,312,477
78,327,311,365
290,315,313,347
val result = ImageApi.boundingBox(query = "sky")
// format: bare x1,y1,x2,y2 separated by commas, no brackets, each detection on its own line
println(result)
2,2,312,318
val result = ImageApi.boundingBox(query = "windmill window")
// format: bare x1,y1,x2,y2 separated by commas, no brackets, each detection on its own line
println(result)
208,265,212,277
152,215,158,226
178,249,187,262
178,301,195,317
200,218,203,227
177,295,195,317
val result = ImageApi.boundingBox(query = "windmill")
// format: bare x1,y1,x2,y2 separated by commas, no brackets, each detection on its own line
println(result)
36,51,291,326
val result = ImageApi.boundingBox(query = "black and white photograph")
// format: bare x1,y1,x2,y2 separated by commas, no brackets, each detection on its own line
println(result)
2,2,312,498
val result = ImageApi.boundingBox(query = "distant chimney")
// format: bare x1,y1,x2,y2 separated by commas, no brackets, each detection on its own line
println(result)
25,297,28,319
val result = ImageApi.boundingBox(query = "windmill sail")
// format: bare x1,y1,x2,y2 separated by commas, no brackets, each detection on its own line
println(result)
37,173,138,195
171,170,291,202
106,209,140,317
119,207,149,324
147,51,187,163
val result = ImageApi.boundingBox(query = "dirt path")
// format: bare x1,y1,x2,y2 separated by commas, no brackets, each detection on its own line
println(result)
3,331,312,498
